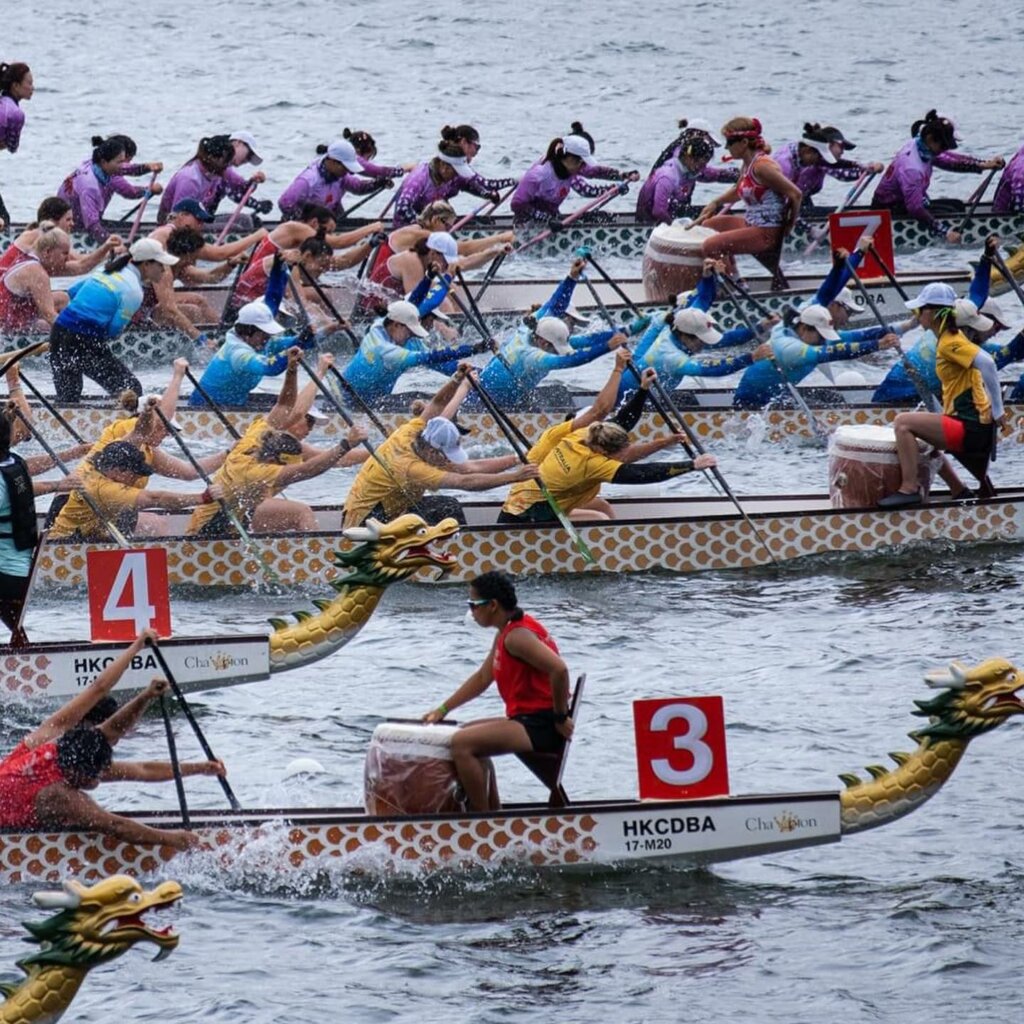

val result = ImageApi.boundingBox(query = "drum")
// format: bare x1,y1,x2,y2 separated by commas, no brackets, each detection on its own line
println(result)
363,722,498,815
641,222,717,303
828,424,940,509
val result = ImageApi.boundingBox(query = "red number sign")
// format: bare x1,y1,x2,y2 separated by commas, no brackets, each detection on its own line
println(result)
828,209,895,281
633,696,729,800
87,548,171,641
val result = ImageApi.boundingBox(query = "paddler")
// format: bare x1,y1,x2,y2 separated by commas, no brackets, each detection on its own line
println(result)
0,628,217,851
871,110,1004,244
278,138,382,221
147,198,267,262
423,571,572,813
992,140,1024,213
773,123,882,207
0,223,73,332
341,365,538,528
878,283,1003,507
342,127,414,181
441,124,520,196
2,198,124,277
0,61,33,228
392,139,500,228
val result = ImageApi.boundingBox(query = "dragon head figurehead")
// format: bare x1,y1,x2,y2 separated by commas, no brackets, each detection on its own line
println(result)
17,876,182,971
911,658,1024,741
330,514,459,588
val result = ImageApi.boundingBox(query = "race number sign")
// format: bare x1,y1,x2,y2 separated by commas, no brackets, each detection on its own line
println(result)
87,548,171,641
633,696,729,800
828,209,894,281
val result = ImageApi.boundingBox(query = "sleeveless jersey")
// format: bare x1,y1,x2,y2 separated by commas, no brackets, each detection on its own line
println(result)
0,741,65,829
492,613,559,717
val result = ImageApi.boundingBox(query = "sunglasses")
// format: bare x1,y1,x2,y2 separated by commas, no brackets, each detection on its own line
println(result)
466,598,490,608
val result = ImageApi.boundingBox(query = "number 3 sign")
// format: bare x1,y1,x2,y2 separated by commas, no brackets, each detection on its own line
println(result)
633,696,729,800
86,549,172,641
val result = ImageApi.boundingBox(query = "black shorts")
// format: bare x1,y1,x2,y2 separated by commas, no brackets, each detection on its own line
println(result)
0,571,29,601
511,711,565,754
497,502,557,525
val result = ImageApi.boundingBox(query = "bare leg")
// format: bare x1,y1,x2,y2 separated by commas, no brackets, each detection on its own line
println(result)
250,498,317,532
134,511,171,537
568,508,610,522
578,496,615,518
892,412,947,492
451,719,534,811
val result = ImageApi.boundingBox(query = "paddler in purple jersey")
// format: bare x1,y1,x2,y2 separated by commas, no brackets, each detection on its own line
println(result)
636,121,737,224
773,123,882,207
993,141,1024,213
157,134,268,224
278,138,381,221
0,61,32,228
392,139,499,227
57,135,164,242
511,121,639,226
443,124,519,197
871,110,1004,243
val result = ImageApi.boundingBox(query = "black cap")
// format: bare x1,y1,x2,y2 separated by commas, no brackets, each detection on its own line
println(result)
93,441,153,477
821,126,856,151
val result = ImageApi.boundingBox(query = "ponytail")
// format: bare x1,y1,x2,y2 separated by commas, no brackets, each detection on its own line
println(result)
103,252,133,274
568,121,596,154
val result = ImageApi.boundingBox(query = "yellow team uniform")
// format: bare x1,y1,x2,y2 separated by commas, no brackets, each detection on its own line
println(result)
501,420,574,516
342,416,446,528
49,462,148,541
936,331,992,423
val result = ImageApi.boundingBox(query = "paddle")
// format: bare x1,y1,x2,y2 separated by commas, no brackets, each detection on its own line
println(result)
325,364,389,438
10,406,131,547
145,637,241,810
12,527,48,647
17,372,86,443
451,184,517,233
184,367,241,441
578,249,644,319
215,181,258,245
444,281,517,378
217,239,260,331
465,373,596,565
159,692,191,827
339,182,388,220
866,243,909,301
990,248,1024,309
147,401,282,586
126,171,160,245
843,256,941,413
956,166,1000,235
297,264,360,351
0,340,49,379
716,273,830,444
803,170,877,257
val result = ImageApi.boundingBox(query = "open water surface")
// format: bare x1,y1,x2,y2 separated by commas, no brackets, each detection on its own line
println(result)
3,2,1024,1022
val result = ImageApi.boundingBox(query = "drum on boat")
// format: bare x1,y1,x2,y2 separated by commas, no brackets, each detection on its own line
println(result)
363,722,498,815
828,424,940,509
641,222,717,303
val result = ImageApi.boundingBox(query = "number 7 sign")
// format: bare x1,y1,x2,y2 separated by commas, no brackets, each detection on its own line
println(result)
827,209,895,281
87,549,172,641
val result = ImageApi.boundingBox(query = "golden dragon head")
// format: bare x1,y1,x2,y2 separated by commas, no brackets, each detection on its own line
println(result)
911,658,1024,741
16,876,182,971
329,514,459,588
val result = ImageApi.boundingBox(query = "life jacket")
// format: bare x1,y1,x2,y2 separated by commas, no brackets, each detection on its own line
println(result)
0,454,39,551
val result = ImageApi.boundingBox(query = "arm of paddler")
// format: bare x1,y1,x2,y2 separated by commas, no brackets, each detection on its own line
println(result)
100,760,225,783
264,350,302,427
969,240,996,307
424,649,497,722
973,348,1005,421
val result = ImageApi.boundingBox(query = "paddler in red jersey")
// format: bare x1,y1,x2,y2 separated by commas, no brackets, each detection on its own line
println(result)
0,628,224,850
424,571,573,811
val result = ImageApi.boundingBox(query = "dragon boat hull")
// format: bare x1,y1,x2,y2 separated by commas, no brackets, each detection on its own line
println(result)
30,490,1024,590
0,793,842,884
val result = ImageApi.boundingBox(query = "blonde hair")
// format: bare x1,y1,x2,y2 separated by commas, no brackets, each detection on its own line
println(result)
418,200,456,227
35,221,70,254
587,422,630,454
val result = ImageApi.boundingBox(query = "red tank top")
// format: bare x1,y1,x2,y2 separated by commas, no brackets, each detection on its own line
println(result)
0,740,66,829
737,155,786,227
0,256,42,330
0,243,33,274
233,234,280,306
492,613,559,717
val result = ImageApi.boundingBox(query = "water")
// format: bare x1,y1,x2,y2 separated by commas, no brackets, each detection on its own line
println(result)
3,3,1024,1022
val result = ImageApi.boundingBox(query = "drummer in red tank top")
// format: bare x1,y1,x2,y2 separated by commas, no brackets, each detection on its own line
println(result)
424,571,573,811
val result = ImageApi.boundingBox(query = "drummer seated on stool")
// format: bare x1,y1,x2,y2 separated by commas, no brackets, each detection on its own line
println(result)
879,285,1003,508
424,571,573,812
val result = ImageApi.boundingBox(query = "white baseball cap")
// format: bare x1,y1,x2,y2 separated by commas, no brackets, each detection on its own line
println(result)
832,287,858,312
231,130,263,165
683,118,723,146
563,305,591,327
906,282,958,310
797,304,840,341
305,404,329,423
326,139,362,173
954,298,994,333
141,394,181,429
129,238,178,266
672,307,723,344
420,416,468,463
562,134,592,161
980,297,1009,328
426,231,459,265
535,317,572,354
799,137,837,165
386,299,428,338
423,306,452,325
436,150,474,179
236,300,285,335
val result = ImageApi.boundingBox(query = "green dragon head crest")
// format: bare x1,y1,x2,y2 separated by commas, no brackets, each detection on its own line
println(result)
330,514,459,589
16,876,182,972
911,658,1024,741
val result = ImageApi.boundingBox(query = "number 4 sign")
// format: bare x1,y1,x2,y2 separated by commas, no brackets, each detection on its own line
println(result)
87,549,172,641
633,696,729,800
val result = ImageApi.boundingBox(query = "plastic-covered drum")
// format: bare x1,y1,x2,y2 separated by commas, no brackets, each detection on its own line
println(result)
363,722,498,815
828,424,940,509
641,222,717,303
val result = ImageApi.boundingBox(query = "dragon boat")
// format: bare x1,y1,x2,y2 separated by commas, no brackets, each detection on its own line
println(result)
0,657,1018,883
28,490,1024,591
6,203,1023,260
2,516,458,701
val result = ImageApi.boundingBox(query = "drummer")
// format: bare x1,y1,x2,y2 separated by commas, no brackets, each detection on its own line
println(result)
0,628,216,850
423,571,572,813
878,284,1004,508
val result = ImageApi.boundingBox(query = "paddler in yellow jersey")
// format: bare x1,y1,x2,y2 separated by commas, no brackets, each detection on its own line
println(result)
341,364,540,529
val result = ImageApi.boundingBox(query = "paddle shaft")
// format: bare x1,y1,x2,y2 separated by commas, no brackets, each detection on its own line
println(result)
867,243,908,301
159,693,191,828
990,249,1024,309
451,184,516,232
17,372,85,442
146,639,241,810
580,251,644,318
326,364,389,437
14,527,48,640
339,182,388,219
10,406,130,547
718,270,773,321
126,171,159,245
297,264,360,350
445,283,517,378
215,182,258,245
184,368,241,440
217,238,261,330
957,166,999,232
803,171,877,257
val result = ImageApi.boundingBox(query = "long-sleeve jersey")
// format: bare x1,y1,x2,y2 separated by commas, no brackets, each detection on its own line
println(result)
511,160,619,224
0,96,25,154
993,144,1024,214
872,137,987,237
54,264,144,339
357,154,405,180
392,161,493,228
636,160,738,223
157,160,250,223
278,158,378,220
773,141,869,203
340,321,481,405
734,323,885,408
190,332,305,407
57,160,150,240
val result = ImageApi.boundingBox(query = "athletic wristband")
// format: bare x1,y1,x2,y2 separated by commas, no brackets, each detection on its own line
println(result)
337,439,352,454
200,488,212,503
553,711,569,723
438,702,449,716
